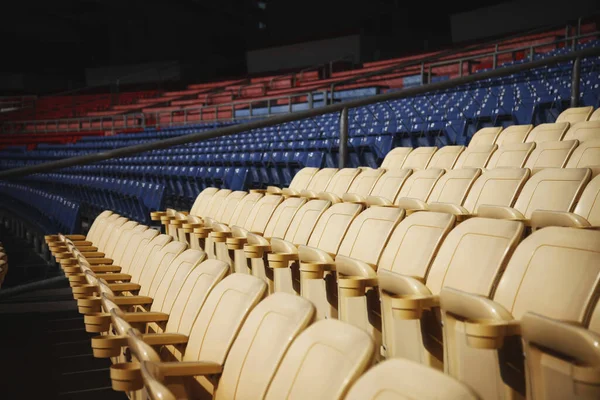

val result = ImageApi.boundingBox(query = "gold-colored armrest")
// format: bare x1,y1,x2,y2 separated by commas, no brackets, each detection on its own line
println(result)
267,252,298,269
90,265,122,273
281,188,301,197
151,360,223,377
160,215,177,225
250,189,267,194
244,244,271,259
338,276,379,297
427,202,472,221
113,295,153,306
150,211,167,221
209,230,232,243
108,282,141,292
300,189,319,199
94,273,131,282
366,195,394,207
124,311,170,323
342,193,367,206
267,186,283,195
182,222,204,233
83,257,114,265
193,226,213,239
530,210,592,229
226,237,248,250
477,205,526,221
141,332,188,346
318,192,343,204
390,294,439,320
464,319,521,349
395,197,428,211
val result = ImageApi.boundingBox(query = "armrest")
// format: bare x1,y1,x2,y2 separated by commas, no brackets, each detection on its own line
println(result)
227,226,250,250
90,265,122,273
427,202,470,217
530,210,591,229
146,360,222,378
108,282,141,292
522,312,600,366
124,312,170,323
250,189,267,195
318,192,343,204
477,205,526,221
440,287,517,349
182,222,204,232
267,186,283,195
395,197,428,211
298,245,335,279
94,273,131,282
85,258,114,265
141,332,189,346
267,238,298,268
113,295,153,307
210,230,232,243
230,225,249,238
342,193,367,206
244,232,271,258
336,255,377,297
282,187,300,197
193,226,213,239
378,270,435,319
160,215,177,224
73,246,99,252
300,189,320,199
150,211,167,221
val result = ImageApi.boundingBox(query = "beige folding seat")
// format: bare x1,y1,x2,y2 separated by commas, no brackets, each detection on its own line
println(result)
401,146,437,170
565,139,600,171
485,142,536,168
478,167,590,224
453,144,497,169
151,187,218,223
287,167,338,197
269,202,363,295
367,168,444,207
495,124,533,145
380,147,413,169
440,227,600,400
344,358,479,400
52,212,122,257
245,199,331,292
164,189,231,238
341,216,523,371
426,145,465,169
348,168,412,206
109,273,267,397
46,210,114,248
396,168,481,212
322,168,385,204
427,168,530,219
531,173,600,228
468,126,503,147
302,168,361,200
521,307,600,400
267,166,319,196
523,139,578,173
555,105,594,124
525,122,569,143
562,120,600,143
299,206,404,320
591,107,600,121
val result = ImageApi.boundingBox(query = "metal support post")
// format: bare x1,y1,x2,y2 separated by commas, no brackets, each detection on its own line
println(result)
571,56,581,108
339,107,348,168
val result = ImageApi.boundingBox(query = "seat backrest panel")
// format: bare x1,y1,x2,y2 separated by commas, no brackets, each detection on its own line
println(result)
289,167,319,191
525,123,569,143
495,124,533,146
306,168,338,192
523,140,578,172
426,146,465,170
307,203,362,255
263,197,307,239
427,168,481,206
284,200,331,245
394,169,444,204
381,147,413,169
563,120,600,142
485,142,535,169
462,168,530,213
555,106,593,124
468,127,503,148
401,147,437,170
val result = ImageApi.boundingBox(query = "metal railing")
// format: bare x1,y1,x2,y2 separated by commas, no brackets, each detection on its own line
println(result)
0,46,597,180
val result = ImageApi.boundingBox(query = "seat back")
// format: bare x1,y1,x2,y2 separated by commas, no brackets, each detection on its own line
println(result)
367,169,412,204
86,210,114,242
307,203,363,255
265,319,374,400
495,124,533,146
462,168,530,214
565,138,600,169
150,249,206,314
289,167,319,191
201,189,232,219
525,122,569,143
189,187,220,216
344,168,385,197
213,191,247,226
228,192,263,227
512,168,590,218
523,140,578,173
401,147,437,170
104,220,138,259
283,199,331,245
426,168,481,206
305,168,338,192
121,228,160,275
573,174,600,225
381,147,413,169
485,142,535,168
263,197,307,239
165,259,229,335
563,120,600,142
97,216,128,252
591,108,600,121
426,146,465,169
215,293,315,400
393,169,445,205
443,227,600,400
468,127,503,147
324,168,361,197
344,359,479,400
111,224,148,266
453,145,497,169
241,195,284,234
555,106,594,124
139,241,188,298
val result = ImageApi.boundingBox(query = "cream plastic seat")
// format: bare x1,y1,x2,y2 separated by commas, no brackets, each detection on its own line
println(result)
349,168,412,206
426,145,465,169
153,187,219,230
524,122,569,143
266,166,319,196
381,147,413,169
427,168,530,219
299,206,404,320
110,273,267,397
302,168,361,200
344,358,479,400
563,120,600,142
58,214,126,261
523,139,578,173
564,138,600,171
400,146,437,170
495,124,533,145
478,167,591,225
590,107,600,121
468,127,503,147
268,202,363,295
485,142,536,168
521,306,600,400
453,144,497,169
322,168,385,204
244,199,331,292
555,106,594,124
365,168,444,207
440,227,600,400
285,167,338,198
48,210,114,253
133,292,314,400
531,173,600,228
396,168,481,212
